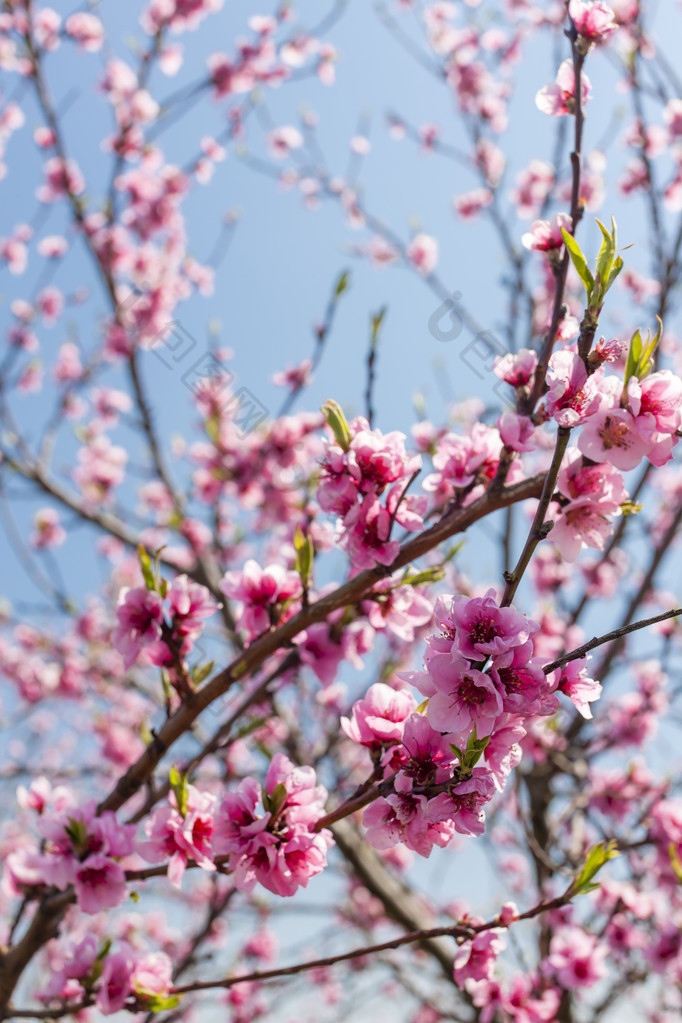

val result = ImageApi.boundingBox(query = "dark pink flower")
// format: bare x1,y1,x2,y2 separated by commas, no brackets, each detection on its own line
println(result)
112,587,164,669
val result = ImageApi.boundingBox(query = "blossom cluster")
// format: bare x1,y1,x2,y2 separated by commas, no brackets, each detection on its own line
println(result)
39,934,173,1016
318,415,426,572
137,754,333,898
112,573,219,676
342,591,599,858
5,792,135,916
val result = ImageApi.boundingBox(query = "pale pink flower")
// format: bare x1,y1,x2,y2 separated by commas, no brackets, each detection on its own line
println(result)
65,12,105,51
497,413,537,452
272,358,313,390
521,212,571,252
453,187,493,219
31,508,66,549
131,952,173,998
536,60,592,117
569,0,618,43
37,234,68,258
578,407,650,470
341,682,416,747
546,351,601,427
406,232,438,275
453,929,507,987
557,658,602,718
494,349,537,388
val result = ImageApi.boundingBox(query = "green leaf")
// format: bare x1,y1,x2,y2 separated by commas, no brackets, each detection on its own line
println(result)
294,525,314,588
449,743,464,762
371,306,387,343
138,545,156,592
623,328,643,392
169,766,189,818
335,269,350,297
637,315,663,378
401,566,445,587
137,993,181,1011
605,254,624,293
266,781,288,819
561,229,594,297
669,843,682,883
567,839,619,898
65,817,88,852
191,660,215,685
321,399,352,452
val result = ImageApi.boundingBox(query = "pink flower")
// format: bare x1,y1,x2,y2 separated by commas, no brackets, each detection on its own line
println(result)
138,785,216,888
578,407,650,470
549,449,627,561
267,126,304,159
36,285,63,327
494,349,537,388
214,755,334,897
406,232,439,275
96,948,134,1015
557,658,602,718
341,683,416,747
448,590,539,661
428,768,496,838
36,156,85,203
569,0,618,43
536,60,592,117
272,358,313,390
363,773,454,857
427,656,503,742
547,927,609,987
220,560,301,640
112,587,164,669
74,854,127,914
490,644,554,716
30,508,66,549
342,495,401,571
167,575,220,643
131,952,173,998
65,12,104,51
399,713,457,784
453,929,507,987
362,581,432,641
453,187,493,219
546,351,601,427
497,413,537,452
521,212,572,252
37,234,68,258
